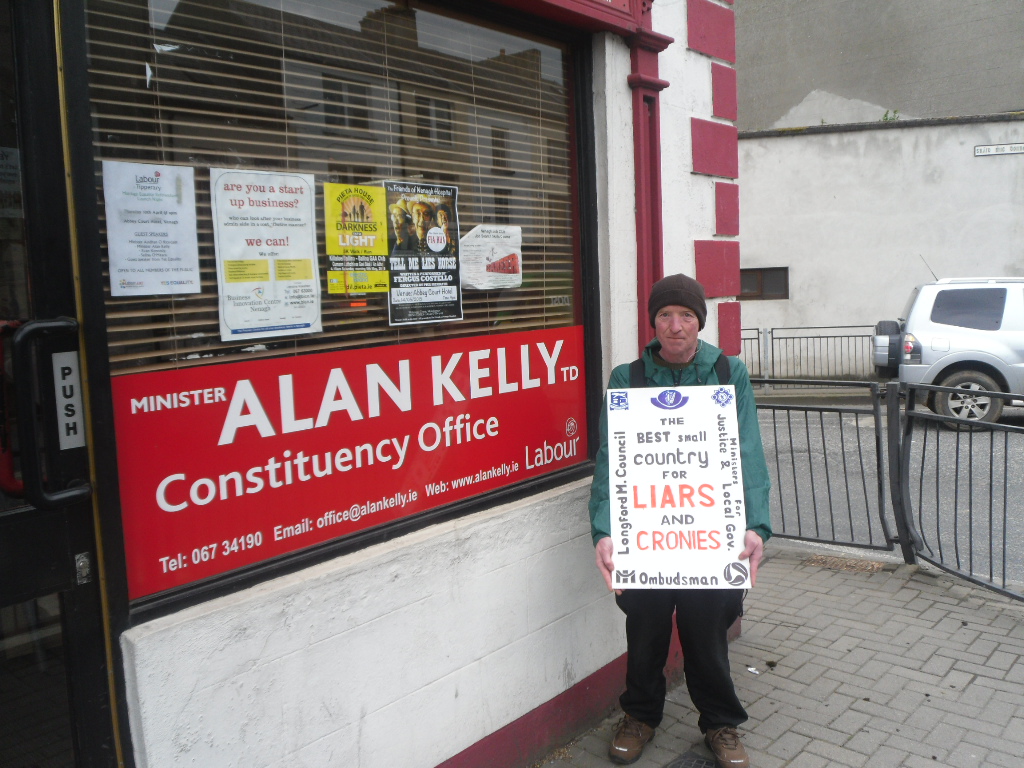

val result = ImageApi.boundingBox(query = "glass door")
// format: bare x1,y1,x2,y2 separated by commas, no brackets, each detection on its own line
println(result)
1,2,115,766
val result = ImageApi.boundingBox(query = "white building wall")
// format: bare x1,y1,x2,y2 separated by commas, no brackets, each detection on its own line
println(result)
120,33,638,768
593,32,640,380
739,120,1024,330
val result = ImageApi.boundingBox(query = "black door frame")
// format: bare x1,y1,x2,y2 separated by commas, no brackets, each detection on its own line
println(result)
8,1,120,765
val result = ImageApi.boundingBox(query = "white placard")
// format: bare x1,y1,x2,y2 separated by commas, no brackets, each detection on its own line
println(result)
460,225,522,290
606,384,751,590
209,168,322,341
102,161,201,296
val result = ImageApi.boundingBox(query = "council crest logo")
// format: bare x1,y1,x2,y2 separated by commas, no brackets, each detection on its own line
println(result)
610,391,629,410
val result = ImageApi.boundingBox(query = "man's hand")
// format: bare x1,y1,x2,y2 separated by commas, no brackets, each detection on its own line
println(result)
739,530,764,586
595,537,621,595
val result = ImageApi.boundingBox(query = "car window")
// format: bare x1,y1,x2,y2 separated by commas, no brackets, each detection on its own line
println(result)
929,288,1006,330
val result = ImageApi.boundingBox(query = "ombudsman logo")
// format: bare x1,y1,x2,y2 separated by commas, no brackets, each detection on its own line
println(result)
615,569,636,584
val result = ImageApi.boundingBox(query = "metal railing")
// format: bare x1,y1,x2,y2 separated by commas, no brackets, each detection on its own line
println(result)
753,379,895,552
895,383,1024,600
755,378,1024,603
741,328,763,377
741,326,875,382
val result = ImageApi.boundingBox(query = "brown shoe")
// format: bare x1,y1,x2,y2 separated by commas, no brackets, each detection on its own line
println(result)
704,726,749,768
608,714,655,764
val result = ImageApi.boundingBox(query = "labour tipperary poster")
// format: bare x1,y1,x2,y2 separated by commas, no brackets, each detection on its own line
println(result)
210,168,321,341
102,160,201,296
460,225,523,290
606,385,751,590
323,183,389,295
384,181,462,325
109,325,587,599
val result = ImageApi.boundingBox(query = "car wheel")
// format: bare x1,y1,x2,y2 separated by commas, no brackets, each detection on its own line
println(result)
933,371,1003,425
873,320,900,379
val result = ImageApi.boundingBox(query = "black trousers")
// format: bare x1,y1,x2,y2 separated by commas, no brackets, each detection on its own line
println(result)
615,588,746,732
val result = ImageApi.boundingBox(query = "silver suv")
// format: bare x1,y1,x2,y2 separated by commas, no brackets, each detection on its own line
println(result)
872,278,1024,423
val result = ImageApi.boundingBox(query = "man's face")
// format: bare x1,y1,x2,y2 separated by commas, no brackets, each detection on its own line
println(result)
410,202,433,236
654,304,700,364
437,209,449,229
391,209,407,236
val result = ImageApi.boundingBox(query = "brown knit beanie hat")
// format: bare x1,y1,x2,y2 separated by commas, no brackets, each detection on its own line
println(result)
647,274,707,329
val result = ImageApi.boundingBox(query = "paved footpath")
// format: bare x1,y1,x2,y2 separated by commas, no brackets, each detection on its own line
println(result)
535,539,1024,768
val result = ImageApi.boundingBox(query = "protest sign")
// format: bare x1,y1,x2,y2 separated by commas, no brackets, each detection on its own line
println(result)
606,384,751,590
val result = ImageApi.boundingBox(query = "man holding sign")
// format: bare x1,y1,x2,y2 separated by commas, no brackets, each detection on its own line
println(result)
588,274,771,767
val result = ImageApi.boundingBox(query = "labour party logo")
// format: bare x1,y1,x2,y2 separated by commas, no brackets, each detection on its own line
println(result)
723,562,748,586
651,390,688,410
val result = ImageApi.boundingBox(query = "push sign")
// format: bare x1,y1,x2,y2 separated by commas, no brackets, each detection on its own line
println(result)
52,351,86,450
606,385,749,589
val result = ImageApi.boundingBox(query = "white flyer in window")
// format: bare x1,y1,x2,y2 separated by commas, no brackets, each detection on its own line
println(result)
209,168,321,341
459,224,522,290
102,160,200,296
606,385,751,590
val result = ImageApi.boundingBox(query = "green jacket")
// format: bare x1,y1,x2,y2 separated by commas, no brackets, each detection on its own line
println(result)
588,338,772,545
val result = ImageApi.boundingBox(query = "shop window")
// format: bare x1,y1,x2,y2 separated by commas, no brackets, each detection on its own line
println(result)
84,0,591,599
85,0,580,372
740,267,789,300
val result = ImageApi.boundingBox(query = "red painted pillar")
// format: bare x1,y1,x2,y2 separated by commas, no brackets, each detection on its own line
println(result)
628,15,674,355
687,0,742,354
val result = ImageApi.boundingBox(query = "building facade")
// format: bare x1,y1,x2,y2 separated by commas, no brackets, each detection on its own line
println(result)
733,0,1024,332
0,1,742,766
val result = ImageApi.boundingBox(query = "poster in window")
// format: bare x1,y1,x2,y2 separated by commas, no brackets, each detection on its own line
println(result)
323,183,389,295
101,160,201,296
384,181,462,325
210,168,322,341
460,225,523,290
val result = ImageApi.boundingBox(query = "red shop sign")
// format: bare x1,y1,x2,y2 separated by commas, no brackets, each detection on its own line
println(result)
112,326,588,599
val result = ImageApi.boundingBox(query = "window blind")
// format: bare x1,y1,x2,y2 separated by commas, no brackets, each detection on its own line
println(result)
85,0,579,373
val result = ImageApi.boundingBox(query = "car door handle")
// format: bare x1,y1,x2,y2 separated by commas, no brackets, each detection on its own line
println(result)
11,318,92,509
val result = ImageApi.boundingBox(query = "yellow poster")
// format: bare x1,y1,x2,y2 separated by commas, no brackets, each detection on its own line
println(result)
324,183,387,257
324,183,388,295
